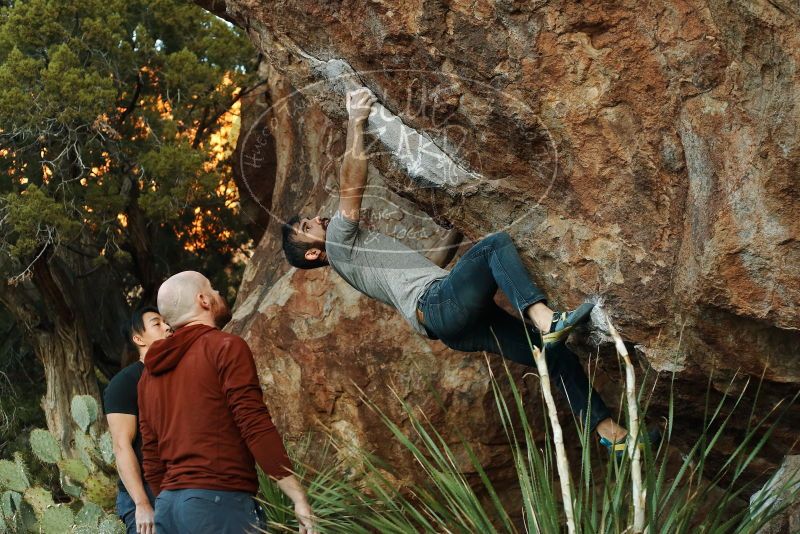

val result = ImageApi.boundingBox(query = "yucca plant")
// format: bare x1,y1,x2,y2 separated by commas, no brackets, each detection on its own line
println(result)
258,327,799,533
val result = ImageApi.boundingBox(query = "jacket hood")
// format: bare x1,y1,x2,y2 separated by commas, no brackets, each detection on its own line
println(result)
144,324,216,376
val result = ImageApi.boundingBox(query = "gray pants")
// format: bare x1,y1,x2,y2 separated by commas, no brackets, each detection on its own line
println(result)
154,489,266,533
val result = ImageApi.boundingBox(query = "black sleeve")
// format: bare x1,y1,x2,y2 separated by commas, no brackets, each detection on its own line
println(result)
103,367,139,416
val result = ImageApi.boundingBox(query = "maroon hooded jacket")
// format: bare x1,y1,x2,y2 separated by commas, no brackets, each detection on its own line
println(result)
138,324,292,495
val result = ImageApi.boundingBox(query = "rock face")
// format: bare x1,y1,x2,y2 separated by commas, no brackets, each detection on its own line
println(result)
226,61,546,497
218,0,799,498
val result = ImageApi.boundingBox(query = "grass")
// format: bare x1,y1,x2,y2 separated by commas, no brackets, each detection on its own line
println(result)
256,342,799,533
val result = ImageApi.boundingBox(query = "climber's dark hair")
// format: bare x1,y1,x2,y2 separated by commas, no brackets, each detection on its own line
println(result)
120,305,160,368
281,214,327,270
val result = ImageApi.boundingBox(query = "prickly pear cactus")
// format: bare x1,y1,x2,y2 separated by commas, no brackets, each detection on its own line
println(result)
74,502,103,527
58,459,89,484
41,504,74,534
99,432,115,465
71,395,99,434
23,486,54,519
0,454,29,493
29,430,61,465
0,491,17,520
0,489,37,533
59,473,82,500
82,473,116,510
2,394,128,532
98,514,126,534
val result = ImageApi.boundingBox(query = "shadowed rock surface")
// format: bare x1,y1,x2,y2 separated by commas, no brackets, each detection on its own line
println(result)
212,0,799,507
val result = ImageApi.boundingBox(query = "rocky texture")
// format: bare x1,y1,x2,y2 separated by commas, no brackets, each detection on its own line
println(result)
216,0,799,499
752,455,800,534
226,60,549,495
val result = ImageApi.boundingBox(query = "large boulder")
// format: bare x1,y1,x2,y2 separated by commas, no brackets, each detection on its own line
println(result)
219,0,799,498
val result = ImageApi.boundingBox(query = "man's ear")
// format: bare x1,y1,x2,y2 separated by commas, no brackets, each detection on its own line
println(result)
197,292,212,310
305,248,322,261
132,334,146,348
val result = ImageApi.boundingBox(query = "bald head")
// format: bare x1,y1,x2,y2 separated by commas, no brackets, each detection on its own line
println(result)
157,271,211,328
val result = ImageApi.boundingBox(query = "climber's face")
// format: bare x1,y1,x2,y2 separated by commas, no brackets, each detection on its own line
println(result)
133,312,172,351
294,215,329,247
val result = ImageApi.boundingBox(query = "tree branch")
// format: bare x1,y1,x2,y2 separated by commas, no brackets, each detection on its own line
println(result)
190,81,267,148
117,72,144,128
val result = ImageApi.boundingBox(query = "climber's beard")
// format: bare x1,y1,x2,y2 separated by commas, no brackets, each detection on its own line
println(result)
212,292,233,328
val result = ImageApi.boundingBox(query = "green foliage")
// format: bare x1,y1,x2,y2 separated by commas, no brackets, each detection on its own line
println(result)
0,490,35,533
98,432,114,466
81,473,116,510
74,501,102,527
21,486,53,519
70,396,99,434
0,455,28,493
0,0,255,417
0,0,256,284
98,513,126,534
40,504,73,534
0,395,124,532
27,430,59,465
257,368,800,533
57,459,89,484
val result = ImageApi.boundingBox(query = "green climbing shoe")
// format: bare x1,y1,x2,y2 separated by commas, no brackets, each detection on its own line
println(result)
600,428,663,461
541,302,595,347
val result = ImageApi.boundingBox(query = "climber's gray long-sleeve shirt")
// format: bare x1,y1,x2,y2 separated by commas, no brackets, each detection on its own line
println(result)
325,212,448,336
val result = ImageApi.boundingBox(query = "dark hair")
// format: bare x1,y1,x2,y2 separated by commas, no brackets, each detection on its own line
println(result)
120,305,160,368
281,214,327,269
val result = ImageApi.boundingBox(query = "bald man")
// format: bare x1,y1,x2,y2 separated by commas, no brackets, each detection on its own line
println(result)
138,271,315,533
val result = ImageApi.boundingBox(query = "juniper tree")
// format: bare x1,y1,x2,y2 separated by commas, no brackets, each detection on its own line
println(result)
0,0,258,448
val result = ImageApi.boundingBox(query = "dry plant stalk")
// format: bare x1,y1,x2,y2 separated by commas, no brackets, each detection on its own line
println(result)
606,317,645,533
532,346,576,534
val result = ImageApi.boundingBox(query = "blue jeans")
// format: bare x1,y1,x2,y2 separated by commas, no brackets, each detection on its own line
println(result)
418,232,612,431
154,488,266,534
116,486,156,534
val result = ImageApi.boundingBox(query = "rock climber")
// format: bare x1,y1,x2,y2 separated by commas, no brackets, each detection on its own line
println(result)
281,87,654,455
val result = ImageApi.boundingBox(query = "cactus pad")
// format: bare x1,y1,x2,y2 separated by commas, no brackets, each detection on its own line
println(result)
61,476,82,499
71,395,99,433
74,432,98,472
29,429,61,465
82,473,116,510
58,459,89,484
0,491,21,521
41,504,74,534
0,457,29,493
18,499,37,532
75,502,103,527
99,431,115,465
22,487,54,519
98,514,126,534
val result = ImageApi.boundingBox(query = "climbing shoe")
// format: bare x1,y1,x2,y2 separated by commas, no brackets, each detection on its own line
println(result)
600,427,663,461
541,302,595,347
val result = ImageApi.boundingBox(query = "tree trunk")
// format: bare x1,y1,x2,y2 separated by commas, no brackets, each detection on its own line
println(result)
32,323,100,449
0,250,102,449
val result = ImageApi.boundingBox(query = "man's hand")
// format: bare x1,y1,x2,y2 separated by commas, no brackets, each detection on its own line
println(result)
135,502,155,534
294,500,316,534
276,474,317,534
346,88,376,125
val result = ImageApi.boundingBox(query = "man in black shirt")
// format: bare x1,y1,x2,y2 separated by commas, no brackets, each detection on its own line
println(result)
104,306,172,534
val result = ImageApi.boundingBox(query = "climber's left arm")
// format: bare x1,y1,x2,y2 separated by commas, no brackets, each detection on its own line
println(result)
337,88,377,222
